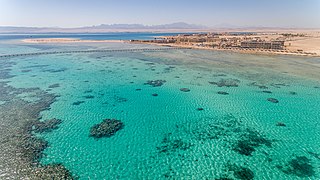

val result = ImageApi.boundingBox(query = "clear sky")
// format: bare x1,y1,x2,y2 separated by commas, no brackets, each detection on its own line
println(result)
0,0,319,28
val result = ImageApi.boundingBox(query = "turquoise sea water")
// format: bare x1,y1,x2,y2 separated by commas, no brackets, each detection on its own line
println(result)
1,34,320,179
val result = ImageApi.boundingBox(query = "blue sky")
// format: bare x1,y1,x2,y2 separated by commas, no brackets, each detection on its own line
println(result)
0,0,319,28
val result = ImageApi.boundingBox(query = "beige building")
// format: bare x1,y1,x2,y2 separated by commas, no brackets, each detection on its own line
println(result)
241,40,284,49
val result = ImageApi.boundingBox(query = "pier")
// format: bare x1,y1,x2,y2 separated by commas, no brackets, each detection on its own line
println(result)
0,47,190,59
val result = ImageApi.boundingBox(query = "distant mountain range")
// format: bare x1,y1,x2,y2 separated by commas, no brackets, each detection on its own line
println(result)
0,22,208,33
89,22,208,29
0,22,314,34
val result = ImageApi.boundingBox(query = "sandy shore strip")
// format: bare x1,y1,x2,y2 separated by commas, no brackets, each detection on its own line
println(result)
22,38,125,43
133,42,320,57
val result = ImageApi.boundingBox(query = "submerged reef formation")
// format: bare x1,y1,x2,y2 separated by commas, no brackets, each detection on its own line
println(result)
144,80,166,87
267,98,279,103
83,95,94,99
307,151,320,160
217,91,229,95
271,83,289,88
113,95,128,103
156,133,193,155
32,118,62,133
262,90,272,94
32,163,74,180
48,83,60,89
187,115,273,156
209,78,240,87
232,129,272,156
0,79,75,179
248,82,268,89
196,107,204,111
180,88,190,92
149,114,275,178
276,156,315,178
72,101,85,106
289,91,297,95
89,119,124,139
0,61,16,79
276,122,286,127
218,163,255,180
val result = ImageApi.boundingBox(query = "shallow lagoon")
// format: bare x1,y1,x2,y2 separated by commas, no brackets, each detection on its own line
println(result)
1,38,320,179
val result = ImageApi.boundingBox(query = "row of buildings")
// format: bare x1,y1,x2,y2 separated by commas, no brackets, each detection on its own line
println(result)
132,33,286,50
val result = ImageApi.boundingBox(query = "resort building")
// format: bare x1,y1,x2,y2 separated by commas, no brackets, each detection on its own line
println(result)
241,40,285,49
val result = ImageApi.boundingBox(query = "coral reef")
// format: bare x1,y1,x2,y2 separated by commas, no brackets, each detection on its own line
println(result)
232,129,272,156
72,101,85,105
0,79,75,179
276,122,286,127
277,156,315,177
89,119,124,138
48,83,60,88
248,82,268,89
209,79,240,87
156,133,193,155
32,118,62,133
180,88,190,92
262,90,272,94
267,98,279,103
144,80,166,87
83,95,95,99
217,91,229,95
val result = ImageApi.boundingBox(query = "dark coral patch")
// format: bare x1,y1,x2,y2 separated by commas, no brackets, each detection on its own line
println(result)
144,80,166,87
233,140,256,156
218,164,254,180
209,78,240,87
72,101,85,106
152,93,158,96
180,88,190,92
48,83,60,89
83,95,94,99
34,163,75,179
217,91,229,95
227,164,255,180
271,83,289,88
262,90,272,93
23,136,49,161
113,95,127,102
277,156,315,178
84,90,93,93
32,118,62,133
89,119,124,139
289,91,297,95
42,68,67,73
267,98,279,103
248,82,268,89
156,134,193,155
276,122,286,127
232,130,272,156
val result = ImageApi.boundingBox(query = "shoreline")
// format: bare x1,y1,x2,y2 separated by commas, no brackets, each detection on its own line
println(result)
131,42,320,57
21,37,320,57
